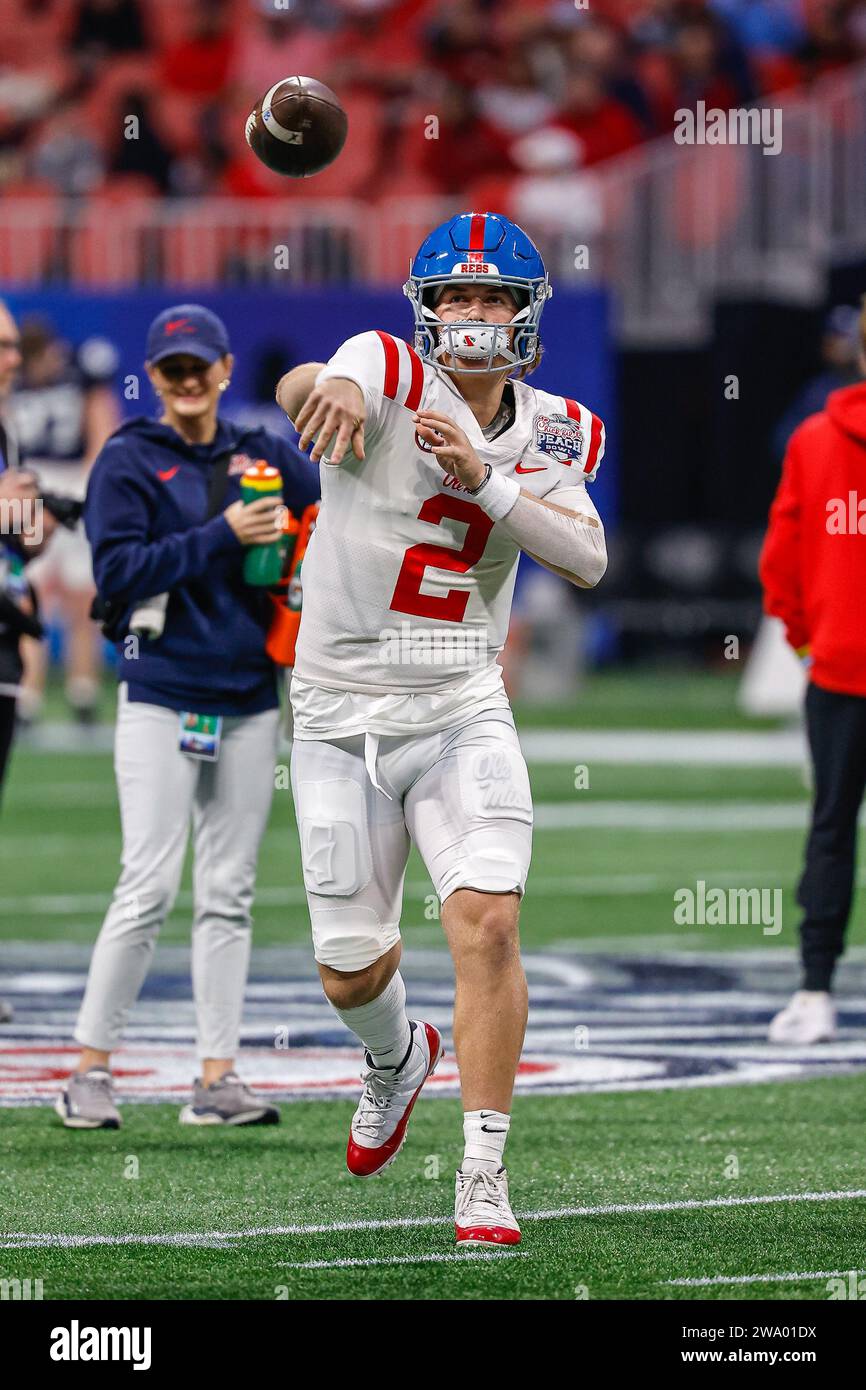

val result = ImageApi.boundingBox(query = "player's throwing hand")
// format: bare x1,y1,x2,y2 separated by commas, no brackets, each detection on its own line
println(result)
295,379,366,465
413,410,485,490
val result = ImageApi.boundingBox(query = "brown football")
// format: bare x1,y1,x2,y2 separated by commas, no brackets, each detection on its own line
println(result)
245,76,348,178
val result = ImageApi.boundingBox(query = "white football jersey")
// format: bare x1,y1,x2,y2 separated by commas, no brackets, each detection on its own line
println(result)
291,329,605,738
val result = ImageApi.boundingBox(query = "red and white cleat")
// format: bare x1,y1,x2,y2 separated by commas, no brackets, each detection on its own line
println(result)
346,1020,444,1178
455,1167,522,1247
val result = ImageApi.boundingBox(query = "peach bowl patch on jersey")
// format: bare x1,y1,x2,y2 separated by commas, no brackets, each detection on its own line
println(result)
532,412,584,465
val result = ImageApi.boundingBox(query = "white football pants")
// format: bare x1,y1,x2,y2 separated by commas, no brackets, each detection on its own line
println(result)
74,687,280,1060
291,709,533,973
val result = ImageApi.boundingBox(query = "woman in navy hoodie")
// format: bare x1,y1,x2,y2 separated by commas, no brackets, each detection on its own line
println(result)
56,305,319,1130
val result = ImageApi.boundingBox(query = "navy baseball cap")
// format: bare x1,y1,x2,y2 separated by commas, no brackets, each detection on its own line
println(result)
146,304,230,366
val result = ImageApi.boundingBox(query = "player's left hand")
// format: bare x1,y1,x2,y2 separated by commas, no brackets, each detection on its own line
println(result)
413,410,485,491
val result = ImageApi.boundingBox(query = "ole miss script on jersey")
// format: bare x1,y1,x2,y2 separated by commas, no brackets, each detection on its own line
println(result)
292,330,605,695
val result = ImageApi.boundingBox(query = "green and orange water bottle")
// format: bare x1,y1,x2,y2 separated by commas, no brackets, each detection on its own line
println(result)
240,460,286,586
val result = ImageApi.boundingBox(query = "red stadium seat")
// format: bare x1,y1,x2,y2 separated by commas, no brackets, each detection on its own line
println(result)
0,180,60,284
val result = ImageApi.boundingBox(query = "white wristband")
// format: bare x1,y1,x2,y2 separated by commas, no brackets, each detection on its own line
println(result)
469,466,520,521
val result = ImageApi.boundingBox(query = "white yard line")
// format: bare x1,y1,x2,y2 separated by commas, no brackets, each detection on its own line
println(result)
533,801,811,831
0,802,817,848
4,1188,865,1251
519,730,807,766
17,725,809,765
667,1268,866,1287
0,861,829,918
277,1251,528,1270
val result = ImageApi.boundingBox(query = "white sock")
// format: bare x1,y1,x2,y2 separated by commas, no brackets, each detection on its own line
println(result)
332,972,412,1070
462,1109,510,1173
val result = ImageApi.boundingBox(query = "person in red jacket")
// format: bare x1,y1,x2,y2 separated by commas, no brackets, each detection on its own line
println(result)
759,302,866,1044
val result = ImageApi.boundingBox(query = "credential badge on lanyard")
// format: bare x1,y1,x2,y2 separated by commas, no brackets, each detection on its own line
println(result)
178,711,222,761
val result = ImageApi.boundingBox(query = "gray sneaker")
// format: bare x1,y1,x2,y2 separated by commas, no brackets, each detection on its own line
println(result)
178,1071,280,1126
55,1068,121,1130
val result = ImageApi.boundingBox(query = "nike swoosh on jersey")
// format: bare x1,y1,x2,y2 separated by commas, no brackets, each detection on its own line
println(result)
157,466,180,482
515,461,547,474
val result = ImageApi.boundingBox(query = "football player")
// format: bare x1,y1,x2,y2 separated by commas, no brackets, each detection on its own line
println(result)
276,212,607,1247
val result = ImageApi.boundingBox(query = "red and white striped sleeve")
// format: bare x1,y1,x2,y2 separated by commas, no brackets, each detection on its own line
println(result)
562,396,606,483
316,330,425,429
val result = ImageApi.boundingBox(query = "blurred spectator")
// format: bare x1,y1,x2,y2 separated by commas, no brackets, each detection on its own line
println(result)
107,89,174,193
31,102,105,196
424,0,501,86
418,82,515,193
330,0,428,88
773,305,864,458
759,297,866,1040
797,0,866,78
709,0,808,57
0,299,58,813
509,126,605,237
159,2,236,98
10,317,121,724
70,0,148,57
232,2,337,93
553,66,644,166
563,16,656,133
628,0,705,49
476,49,557,136
647,10,751,131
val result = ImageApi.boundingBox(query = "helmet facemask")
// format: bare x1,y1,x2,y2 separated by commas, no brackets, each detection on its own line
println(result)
404,273,550,376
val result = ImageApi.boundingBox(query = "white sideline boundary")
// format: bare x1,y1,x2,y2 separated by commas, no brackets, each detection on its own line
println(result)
4,1188,865,1251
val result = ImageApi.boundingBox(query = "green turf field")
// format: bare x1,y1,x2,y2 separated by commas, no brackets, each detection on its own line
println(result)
2,668,865,1301
2,1080,865,1300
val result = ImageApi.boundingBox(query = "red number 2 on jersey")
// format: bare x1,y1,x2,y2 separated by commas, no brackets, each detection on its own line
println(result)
389,494,494,622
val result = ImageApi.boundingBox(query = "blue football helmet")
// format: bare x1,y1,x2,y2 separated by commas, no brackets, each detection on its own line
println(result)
404,211,551,375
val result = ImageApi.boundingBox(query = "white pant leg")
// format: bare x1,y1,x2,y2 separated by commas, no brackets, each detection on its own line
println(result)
74,694,197,1052
404,712,533,904
291,735,411,972
190,706,280,1060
